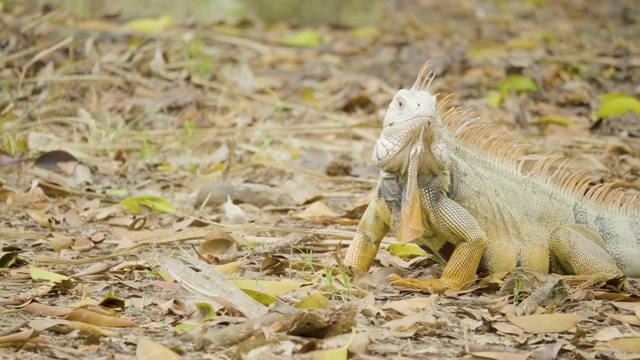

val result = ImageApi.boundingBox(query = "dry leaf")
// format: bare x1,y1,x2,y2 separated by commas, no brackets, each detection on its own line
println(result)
382,295,438,315
64,209,84,227
136,336,182,360
470,351,532,360
491,322,525,336
65,308,137,327
606,312,640,326
232,279,307,296
599,337,640,353
296,293,331,309
295,201,337,219
508,314,582,333
214,261,243,276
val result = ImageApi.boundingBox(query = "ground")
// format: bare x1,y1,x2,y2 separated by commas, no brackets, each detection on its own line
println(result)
1,0,640,359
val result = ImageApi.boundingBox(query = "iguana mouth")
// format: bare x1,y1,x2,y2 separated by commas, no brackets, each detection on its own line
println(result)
383,114,431,128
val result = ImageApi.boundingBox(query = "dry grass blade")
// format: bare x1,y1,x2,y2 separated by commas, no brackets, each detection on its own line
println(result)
18,36,73,92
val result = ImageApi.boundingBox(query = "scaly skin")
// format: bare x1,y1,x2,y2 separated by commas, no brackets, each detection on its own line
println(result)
344,63,638,293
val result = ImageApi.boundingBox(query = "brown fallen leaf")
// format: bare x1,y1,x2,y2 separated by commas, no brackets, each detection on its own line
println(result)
606,312,640,326
34,150,77,170
136,336,182,360
22,302,73,317
382,295,438,315
594,326,625,342
233,279,307,296
296,293,331,309
611,302,640,311
0,329,39,345
470,351,532,360
507,314,582,333
72,262,111,278
69,321,117,337
593,291,640,302
30,318,116,337
309,328,357,360
47,233,74,252
214,260,243,276
294,201,337,220
9,267,31,280
153,280,181,291
64,209,84,227
25,208,57,228
65,308,137,327
198,228,239,263
599,337,640,353
491,321,525,337
71,236,94,251
383,311,435,337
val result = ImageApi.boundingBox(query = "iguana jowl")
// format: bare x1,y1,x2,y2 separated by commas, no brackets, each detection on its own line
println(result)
344,62,640,293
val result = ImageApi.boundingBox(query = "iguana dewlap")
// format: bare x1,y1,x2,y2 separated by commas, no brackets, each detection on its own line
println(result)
344,62,640,293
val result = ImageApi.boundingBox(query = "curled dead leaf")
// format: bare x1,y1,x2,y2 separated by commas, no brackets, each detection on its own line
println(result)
34,150,77,170
65,308,137,327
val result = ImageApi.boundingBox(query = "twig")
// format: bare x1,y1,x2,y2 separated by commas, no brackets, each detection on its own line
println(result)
8,74,124,86
214,233,311,263
19,9,64,33
35,181,110,200
26,225,356,265
201,32,270,54
3,39,66,64
0,321,28,337
17,89,48,123
18,36,74,93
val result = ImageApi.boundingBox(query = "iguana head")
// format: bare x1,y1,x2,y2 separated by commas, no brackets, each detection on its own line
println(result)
372,63,447,176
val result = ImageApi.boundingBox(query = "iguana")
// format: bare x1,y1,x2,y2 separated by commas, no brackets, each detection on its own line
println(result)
344,62,640,293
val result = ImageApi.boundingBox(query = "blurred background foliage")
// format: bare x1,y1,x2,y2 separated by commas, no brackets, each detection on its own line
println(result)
3,0,383,27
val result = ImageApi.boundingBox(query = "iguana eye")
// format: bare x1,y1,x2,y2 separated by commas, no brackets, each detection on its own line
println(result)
397,99,404,110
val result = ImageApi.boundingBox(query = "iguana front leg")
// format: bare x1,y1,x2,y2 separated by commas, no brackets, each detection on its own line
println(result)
389,182,488,293
344,196,391,272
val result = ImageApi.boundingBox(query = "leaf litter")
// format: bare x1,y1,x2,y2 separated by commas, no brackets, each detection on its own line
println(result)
0,0,640,359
